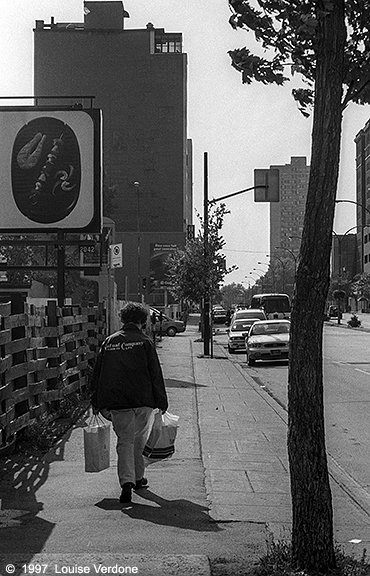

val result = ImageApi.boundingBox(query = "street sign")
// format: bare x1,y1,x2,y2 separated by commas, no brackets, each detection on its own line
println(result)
110,243,123,268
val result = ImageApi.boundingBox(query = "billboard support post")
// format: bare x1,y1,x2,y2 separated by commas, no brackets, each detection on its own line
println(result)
57,231,65,307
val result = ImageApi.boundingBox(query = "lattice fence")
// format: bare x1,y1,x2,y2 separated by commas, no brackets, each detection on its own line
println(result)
0,300,106,453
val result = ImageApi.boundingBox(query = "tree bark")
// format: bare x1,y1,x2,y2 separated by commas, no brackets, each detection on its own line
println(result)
288,1,346,571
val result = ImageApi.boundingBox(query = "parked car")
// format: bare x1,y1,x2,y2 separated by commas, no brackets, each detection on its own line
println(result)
227,318,261,354
232,308,267,323
245,319,290,366
212,307,227,324
150,308,185,337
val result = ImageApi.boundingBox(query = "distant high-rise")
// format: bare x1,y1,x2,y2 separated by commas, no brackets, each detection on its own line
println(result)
355,120,370,274
33,1,192,303
269,156,309,258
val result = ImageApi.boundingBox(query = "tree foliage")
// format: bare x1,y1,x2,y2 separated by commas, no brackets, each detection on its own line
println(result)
351,272,370,301
260,254,296,297
220,282,249,309
228,0,370,572
166,203,237,305
228,0,370,115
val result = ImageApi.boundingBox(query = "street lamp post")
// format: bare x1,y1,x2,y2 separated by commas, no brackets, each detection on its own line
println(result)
249,271,263,295
203,153,211,356
134,181,141,302
331,225,365,323
270,254,287,293
253,268,266,291
255,265,274,291
276,246,298,275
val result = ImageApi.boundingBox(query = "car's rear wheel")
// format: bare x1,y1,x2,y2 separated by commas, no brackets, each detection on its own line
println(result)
166,326,177,337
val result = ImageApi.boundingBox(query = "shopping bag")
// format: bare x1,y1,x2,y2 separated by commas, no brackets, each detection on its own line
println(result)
83,414,111,472
143,410,179,465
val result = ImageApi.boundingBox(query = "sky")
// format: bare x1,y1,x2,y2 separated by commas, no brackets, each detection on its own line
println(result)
1,0,370,287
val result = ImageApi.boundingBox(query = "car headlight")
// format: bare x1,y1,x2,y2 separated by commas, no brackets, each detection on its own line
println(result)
248,342,262,348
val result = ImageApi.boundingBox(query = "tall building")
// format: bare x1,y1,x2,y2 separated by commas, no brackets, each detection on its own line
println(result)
331,234,358,285
33,1,192,304
355,120,370,274
269,156,309,258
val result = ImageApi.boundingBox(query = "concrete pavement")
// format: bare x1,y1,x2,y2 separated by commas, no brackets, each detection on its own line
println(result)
206,313,370,556
0,313,369,575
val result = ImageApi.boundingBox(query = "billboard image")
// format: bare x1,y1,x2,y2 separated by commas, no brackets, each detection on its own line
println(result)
0,108,101,232
150,243,178,288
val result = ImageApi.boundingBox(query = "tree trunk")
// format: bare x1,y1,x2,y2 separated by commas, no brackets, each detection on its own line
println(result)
288,1,346,571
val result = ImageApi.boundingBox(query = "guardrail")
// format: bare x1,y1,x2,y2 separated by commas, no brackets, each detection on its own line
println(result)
0,300,106,454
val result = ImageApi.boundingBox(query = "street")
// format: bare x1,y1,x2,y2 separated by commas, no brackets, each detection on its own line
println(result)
214,323,370,513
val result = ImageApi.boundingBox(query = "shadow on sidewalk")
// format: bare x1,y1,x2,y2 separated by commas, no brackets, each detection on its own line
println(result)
96,490,221,533
165,378,207,388
0,412,90,555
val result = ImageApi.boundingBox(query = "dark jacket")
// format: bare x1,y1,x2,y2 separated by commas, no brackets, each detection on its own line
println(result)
90,323,168,411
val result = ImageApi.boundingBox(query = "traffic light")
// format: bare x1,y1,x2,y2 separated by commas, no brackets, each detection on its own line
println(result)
149,276,155,292
187,224,195,240
254,168,280,202
142,277,147,290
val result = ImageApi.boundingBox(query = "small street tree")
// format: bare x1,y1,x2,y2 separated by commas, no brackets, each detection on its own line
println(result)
228,0,370,571
262,255,296,297
221,282,249,309
351,272,370,309
166,203,237,305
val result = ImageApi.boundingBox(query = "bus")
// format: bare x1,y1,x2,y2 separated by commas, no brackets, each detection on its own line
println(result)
249,293,291,319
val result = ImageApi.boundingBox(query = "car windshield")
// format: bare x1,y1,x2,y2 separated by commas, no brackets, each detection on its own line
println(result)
251,322,290,335
262,298,290,314
231,320,257,331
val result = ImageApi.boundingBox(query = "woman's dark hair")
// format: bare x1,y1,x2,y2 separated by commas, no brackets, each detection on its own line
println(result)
120,302,148,325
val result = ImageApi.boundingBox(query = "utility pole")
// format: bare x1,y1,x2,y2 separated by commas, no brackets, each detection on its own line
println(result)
134,181,141,302
202,162,278,356
203,152,211,356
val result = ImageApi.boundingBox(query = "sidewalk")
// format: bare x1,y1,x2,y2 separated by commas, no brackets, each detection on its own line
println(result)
190,322,370,556
327,311,370,331
0,318,264,576
0,315,369,575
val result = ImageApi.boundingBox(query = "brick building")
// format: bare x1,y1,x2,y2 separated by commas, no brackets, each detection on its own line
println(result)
33,1,192,304
355,120,370,274
269,156,309,258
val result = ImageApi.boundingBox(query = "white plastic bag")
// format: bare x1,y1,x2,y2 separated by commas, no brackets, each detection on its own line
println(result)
83,414,110,472
143,411,179,464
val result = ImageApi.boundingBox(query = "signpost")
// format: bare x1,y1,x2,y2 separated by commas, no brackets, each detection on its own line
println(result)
110,243,123,268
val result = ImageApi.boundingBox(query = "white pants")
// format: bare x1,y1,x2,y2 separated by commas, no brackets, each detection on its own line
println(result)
110,407,153,487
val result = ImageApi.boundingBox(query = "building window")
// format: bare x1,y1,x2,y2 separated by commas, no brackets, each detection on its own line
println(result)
155,33,182,53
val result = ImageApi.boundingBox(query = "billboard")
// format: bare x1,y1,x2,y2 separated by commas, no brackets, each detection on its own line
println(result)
150,243,178,288
0,108,102,232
